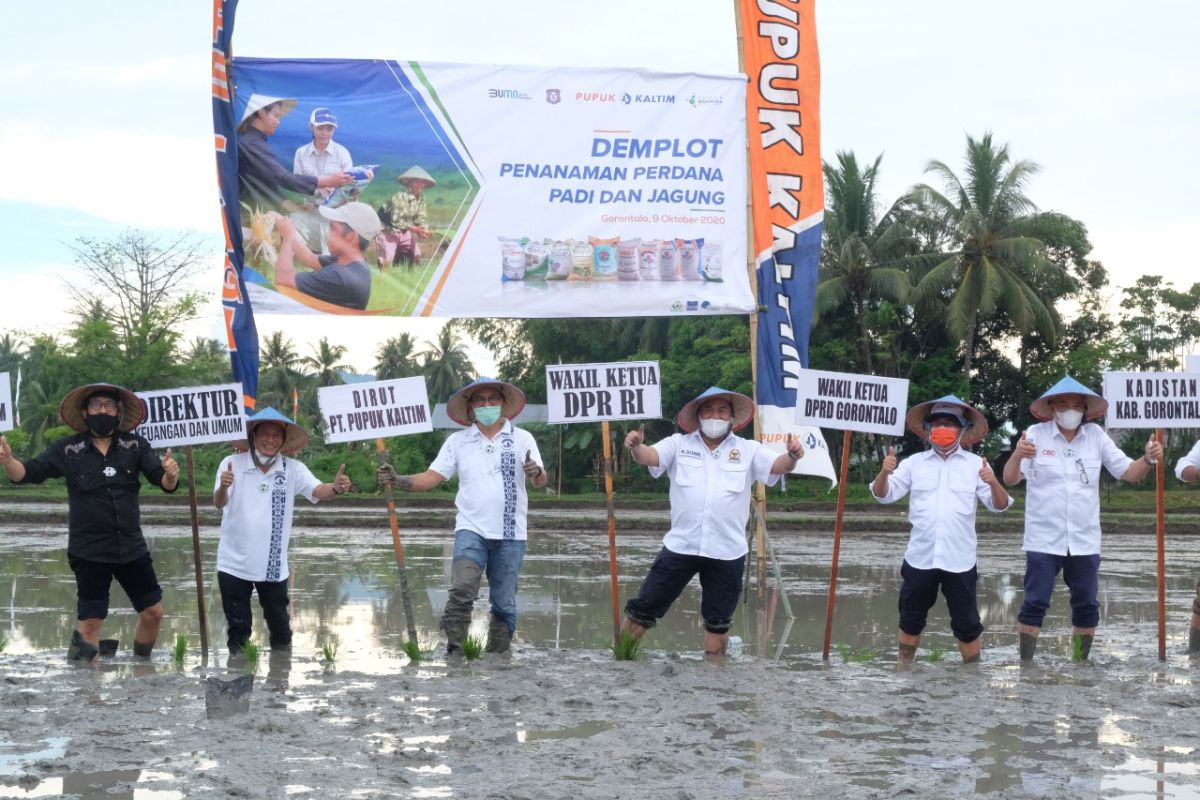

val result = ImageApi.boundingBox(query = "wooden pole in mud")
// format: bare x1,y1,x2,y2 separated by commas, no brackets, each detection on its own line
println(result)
601,421,621,646
822,430,853,661
184,446,209,656
376,439,419,644
1155,428,1166,662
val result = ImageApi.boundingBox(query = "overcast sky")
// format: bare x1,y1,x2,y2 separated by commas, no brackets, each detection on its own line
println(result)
1,0,1196,374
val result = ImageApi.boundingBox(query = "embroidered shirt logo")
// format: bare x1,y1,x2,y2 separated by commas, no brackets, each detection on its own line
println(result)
64,441,86,456
1041,449,1056,457
102,466,117,477
728,449,742,463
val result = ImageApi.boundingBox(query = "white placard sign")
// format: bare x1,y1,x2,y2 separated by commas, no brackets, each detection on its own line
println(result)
133,383,246,447
546,361,661,424
794,369,909,436
0,372,12,433
1187,355,1200,374
1103,372,1200,429
319,377,432,443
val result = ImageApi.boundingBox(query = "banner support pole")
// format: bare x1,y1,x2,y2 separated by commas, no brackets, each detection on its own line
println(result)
822,430,852,661
376,438,419,645
1156,427,1166,662
184,446,209,658
602,421,621,647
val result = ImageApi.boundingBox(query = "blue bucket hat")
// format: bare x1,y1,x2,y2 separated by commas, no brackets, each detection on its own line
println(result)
239,407,309,453
445,377,526,427
905,394,988,446
1029,376,1107,422
676,387,755,434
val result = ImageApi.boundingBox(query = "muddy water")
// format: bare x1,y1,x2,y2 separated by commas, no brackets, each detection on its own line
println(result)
2,518,1200,798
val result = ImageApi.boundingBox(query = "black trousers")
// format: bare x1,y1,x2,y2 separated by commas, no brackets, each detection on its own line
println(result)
218,571,292,650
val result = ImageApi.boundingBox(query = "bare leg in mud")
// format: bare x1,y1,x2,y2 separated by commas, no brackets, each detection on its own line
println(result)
898,631,919,663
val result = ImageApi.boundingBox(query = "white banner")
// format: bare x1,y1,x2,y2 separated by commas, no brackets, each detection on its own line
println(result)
758,405,836,485
319,377,432,443
1187,355,1200,373
794,369,909,436
0,372,12,434
546,361,661,424
1103,372,1200,429
232,59,749,319
134,383,246,447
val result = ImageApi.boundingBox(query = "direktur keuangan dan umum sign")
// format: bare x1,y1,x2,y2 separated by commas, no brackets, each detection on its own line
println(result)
230,58,749,319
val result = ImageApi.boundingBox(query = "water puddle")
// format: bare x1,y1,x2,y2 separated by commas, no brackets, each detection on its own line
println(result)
518,720,615,741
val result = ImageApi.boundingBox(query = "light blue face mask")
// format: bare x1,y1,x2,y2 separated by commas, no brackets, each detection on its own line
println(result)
474,405,502,426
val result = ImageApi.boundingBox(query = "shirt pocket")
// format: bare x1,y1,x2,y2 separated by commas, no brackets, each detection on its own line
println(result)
675,460,703,487
1078,457,1101,487
719,462,750,493
948,472,977,514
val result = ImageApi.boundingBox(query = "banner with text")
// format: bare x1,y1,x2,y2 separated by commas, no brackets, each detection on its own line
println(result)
795,369,909,436
134,383,247,447
1103,372,1200,429
546,362,661,424
0,372,12,434
228,58,749,319
1187,355,1200,373
318,377,432,443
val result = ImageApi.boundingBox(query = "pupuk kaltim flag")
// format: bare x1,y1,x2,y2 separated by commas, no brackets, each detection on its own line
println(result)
739,0,832,483
213,0,259,410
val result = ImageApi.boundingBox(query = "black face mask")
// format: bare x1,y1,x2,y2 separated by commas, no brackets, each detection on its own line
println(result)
85,413,120,437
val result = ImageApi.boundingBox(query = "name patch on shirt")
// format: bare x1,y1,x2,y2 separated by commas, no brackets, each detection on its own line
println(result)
679,448,704,459
1041,449,1056,457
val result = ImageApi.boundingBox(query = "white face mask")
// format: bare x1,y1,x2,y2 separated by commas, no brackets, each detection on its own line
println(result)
699,418,732,440
1055,409,1084,430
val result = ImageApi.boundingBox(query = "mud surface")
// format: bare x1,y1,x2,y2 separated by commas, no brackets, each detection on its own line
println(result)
3,514,1200,798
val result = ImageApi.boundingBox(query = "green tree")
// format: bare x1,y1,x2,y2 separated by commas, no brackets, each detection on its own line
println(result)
182,337,230,384
374,333,420,379
301,338,351,388
258,331,303,412
909,132,1073,386
420,325,475,400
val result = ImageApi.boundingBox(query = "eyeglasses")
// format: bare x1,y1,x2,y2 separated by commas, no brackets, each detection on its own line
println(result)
86,399,118,412
471,393,503,406
1074,458,1089,485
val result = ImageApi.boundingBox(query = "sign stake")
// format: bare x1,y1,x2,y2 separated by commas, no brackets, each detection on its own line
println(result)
1156,428,1167,661
601,421,621,646
184,446,209,657
822,430,852,660
376,438,419,645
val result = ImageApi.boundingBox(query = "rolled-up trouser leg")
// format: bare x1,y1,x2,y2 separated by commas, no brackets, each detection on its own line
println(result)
441,558,484,653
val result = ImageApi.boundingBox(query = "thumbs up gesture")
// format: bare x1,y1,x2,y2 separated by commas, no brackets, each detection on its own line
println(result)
219,463,235,488
785,433,805,460
979,458,999,487
523,449,542,479
625,424,646,450
1015,431,1037,461
0,434,13,465
1145,434,1163,466
332,463,351,495
162,448,179,480
881,445,898,475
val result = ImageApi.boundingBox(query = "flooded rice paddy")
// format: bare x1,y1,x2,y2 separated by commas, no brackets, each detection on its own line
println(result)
2,512,1200,798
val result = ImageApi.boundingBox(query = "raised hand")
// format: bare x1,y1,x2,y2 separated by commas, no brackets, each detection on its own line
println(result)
162,448,180,480
1014,431,1037,461
785,433,805,460
219,463,235,488
881,446,898,475
625,424,646,450
333,463,351,495
0,435,12,465
523,450,542,479
980,458,999,486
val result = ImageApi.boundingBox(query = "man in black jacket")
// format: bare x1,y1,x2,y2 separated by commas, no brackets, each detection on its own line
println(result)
0,383,179,661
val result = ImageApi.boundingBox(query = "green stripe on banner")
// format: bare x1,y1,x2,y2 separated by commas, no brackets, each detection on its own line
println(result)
408,61,480,182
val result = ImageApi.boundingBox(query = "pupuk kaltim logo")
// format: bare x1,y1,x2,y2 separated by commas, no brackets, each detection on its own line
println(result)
545,88,561,104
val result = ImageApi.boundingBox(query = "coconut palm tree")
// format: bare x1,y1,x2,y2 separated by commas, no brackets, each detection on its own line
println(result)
815,151,915,374
258,332,304,411
374,333,420,380
301,338,352,388
420,325,475,401
909,132,1071,384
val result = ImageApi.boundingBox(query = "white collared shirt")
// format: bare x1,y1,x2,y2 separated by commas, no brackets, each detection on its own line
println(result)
214,452,321,582
429,420,543,541
647,431,780,560
870,448,1011,573
1019,420,1133,555
1177,439,1200,483
293,140,353,198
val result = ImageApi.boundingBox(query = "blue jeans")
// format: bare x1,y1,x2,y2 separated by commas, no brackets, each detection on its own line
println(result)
1018,551,1101,629
453,530,526,633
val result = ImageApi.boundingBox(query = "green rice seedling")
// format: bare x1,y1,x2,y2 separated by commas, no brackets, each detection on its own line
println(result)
837,643,877,664
173,633,187,664
461,635,485,660
321,642,338,663
401,639,422,662
241,640,260,670
612,631,642,661
924,644,945,663
0,636,7,653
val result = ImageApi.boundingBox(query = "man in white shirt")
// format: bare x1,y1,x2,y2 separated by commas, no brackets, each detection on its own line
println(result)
621,387,804,656
1175,438,1200,651
377,378,547,655
1002,376,1162,661
213,408,351,655
871,396,1011,663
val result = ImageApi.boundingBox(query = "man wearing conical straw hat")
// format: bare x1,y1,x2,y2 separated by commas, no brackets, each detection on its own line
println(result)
0,383,179,662
377,378,547,656
1174,438,1200,651
871,396,1011,664
1002,376,1163,661
212,408,352,658
378,165,435,269
621,387,804,657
